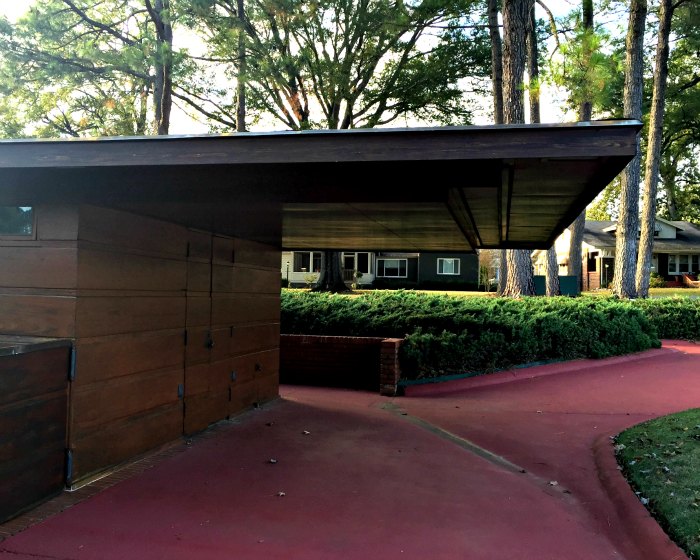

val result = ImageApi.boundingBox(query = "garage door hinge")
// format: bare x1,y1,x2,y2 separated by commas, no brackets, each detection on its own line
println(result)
68,347,77,382
65,449,73,486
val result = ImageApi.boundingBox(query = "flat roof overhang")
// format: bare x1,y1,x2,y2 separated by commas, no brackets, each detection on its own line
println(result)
0,120,641,252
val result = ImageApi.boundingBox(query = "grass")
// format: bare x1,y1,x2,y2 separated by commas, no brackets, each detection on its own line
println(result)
615,408,700,559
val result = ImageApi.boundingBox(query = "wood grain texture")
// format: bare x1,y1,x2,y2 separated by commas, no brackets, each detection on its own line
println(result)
77,249,186,291
0,247,77,289
233,239,280,269
185,326,213,366
229,379,257,415
231,323,280,357
78,206,188,257
187,230,212,260
184,360,230,397
0,347,69,523
0,348,70,406
256,372,279,404
231,349,279,385
230,266,280,294
184,391,229,435
0,294,76,338
74,330,184,385
212,236,235,264
75,296,186,337
36,206,80,241
211,294,280,326
70,401,183,483
70,367,183,433
187,261,211,293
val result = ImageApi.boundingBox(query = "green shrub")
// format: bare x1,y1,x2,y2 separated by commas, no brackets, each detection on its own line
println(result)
649,272,666,288
632,297,700,341
281,291,668,379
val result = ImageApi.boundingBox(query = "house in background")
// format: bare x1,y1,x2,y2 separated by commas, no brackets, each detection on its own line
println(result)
281,251,479,290
534,218,700,290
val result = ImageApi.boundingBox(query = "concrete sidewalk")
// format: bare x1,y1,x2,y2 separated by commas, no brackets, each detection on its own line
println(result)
1,341,698,560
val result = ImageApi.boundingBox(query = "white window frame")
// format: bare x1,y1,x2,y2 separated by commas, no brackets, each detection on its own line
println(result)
437,257,460,275
293,251,322,273
376,258,407,278
667,253,700,275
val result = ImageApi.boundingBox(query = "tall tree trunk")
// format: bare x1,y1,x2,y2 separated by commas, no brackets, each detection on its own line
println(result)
488,0,508,294
236,0,247,132
312,251,349,293
150,0,173,135
528,3,559,296
488,0,504,125
503,249,536,296
567,0,594,293
501,0,535,297
612,0,647,298
636,0,673,297
662,158,679,219
502,0,530,125
545,247,560,295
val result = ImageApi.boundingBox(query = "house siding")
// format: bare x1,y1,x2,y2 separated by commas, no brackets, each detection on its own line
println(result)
0,205,281,487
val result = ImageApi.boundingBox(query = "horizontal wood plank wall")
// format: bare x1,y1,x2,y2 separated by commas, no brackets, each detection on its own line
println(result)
184,235,281,434
0,205,281,485
229,239,281,415
183,230,215,435
0,346,70,523
0,206,79,338
70,206,188,482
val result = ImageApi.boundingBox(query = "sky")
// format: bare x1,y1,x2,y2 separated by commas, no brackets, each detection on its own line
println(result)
0,0,592,132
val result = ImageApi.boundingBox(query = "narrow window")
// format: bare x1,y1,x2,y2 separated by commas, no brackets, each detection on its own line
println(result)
357,252,370,274
293,252,311,272
668,254,678,275
437,258,460,275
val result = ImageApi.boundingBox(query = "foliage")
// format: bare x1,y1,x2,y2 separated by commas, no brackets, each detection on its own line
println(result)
0,0,204,137
586,176,621,220
187,0,491,130
544,11,622,118
655,2,700,223
615,408,700,559
280,290,663,379
648,271,666,288
632,297,700,341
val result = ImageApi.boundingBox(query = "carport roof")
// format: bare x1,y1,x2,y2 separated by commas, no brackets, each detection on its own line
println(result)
0,120,641,252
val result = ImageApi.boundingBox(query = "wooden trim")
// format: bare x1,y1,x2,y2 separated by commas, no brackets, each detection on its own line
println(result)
0,121,642,168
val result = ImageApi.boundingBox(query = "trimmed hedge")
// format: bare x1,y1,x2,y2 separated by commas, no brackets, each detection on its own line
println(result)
631,297,700,341
279,291,694,380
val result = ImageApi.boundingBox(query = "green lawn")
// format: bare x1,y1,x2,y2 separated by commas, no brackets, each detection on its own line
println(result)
615,409,700,558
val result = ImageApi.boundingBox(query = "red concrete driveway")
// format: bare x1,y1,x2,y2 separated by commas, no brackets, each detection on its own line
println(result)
1,341,698,560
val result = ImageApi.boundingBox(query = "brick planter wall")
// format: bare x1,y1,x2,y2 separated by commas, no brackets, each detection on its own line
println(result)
280,335,402,396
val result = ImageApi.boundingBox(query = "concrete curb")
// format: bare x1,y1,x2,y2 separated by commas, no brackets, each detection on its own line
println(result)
592,434,688,560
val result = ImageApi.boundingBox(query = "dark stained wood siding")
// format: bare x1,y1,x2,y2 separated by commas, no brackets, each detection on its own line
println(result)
70,206,188,481
0,345,70,523
184,235,280,435
0,206,79,338
0,204,280,487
